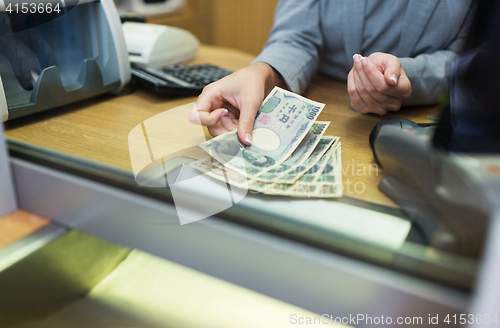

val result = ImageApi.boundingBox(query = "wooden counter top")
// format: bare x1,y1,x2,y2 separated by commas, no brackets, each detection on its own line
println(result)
4,45,441,208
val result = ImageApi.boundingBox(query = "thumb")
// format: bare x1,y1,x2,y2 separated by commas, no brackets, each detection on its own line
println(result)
382,57,402,86
237,98,261,145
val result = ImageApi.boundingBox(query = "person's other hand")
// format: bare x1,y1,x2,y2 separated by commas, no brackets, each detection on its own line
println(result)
188,62,286,145
347,52,412,115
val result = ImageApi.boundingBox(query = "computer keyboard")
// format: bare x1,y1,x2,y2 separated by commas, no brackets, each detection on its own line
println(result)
131,63,233,97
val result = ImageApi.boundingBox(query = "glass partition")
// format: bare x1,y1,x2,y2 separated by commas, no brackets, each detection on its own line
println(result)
3,0,500,299
6,138,479,291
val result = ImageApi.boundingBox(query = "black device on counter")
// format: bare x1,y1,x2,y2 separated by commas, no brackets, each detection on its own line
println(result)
369,118,437,164
130,63,233,97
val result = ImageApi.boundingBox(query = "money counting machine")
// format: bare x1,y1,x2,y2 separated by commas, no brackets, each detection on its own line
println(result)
0,0,130,122
371,119,500,259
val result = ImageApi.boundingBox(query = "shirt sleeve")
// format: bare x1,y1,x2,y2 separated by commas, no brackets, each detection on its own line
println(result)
251,0,323,94
400,2,476,106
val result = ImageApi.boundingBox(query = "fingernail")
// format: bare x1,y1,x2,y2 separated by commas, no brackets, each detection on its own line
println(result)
361,57,367,67
245,133,252,145
353,54,360,64
220,109,228,118
232,118,239,125
390,74,398,84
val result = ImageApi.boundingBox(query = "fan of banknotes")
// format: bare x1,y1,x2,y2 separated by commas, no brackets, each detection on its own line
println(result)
190,86,343,198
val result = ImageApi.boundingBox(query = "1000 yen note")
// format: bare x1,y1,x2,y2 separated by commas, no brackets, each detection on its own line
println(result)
253,121,329,182
189,157,247,189
315,144,343,198
316,143,342,186
246,86,325,161
289,144,343,198
294,142,338,185
269,140,338,195
199,87,325,176
271,136,338,186
190,144,343,198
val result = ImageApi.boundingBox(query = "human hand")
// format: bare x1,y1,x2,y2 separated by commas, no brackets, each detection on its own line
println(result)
347,52,412,115
189,62,286,145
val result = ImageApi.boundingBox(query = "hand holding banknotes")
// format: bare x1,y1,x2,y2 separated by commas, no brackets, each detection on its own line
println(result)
189,62,287,145
192,86,343,198
347,52,412,115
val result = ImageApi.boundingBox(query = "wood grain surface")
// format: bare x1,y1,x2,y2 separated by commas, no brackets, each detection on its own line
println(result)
4,44,441,208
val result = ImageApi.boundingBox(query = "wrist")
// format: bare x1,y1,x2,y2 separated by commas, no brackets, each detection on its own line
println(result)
251,62,288,93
